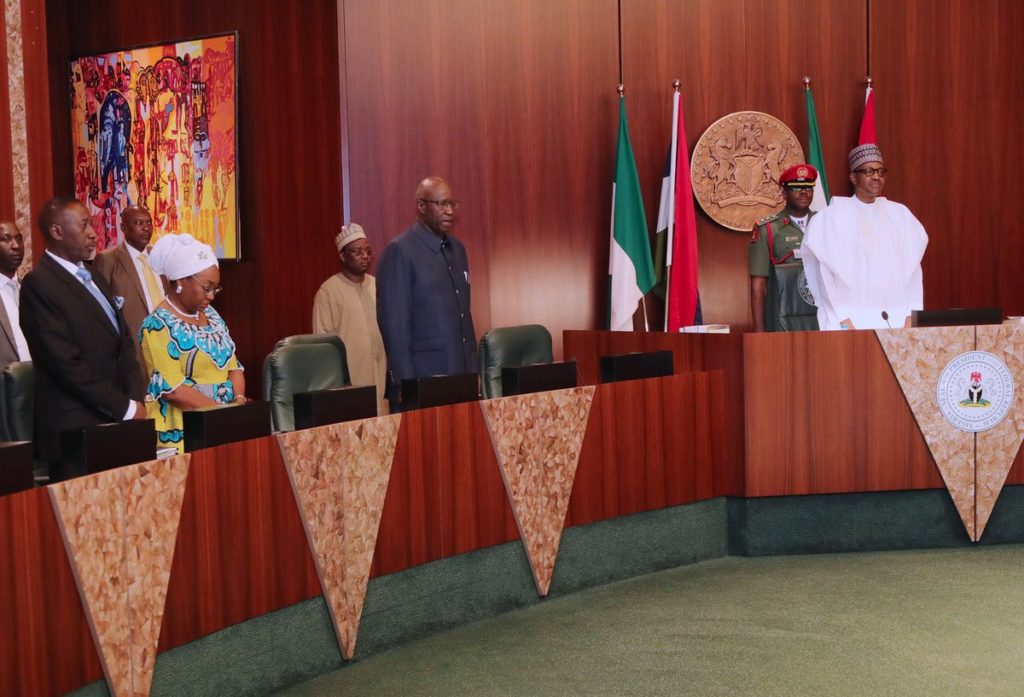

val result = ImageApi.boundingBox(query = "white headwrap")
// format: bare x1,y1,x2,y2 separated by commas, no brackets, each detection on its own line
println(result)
148,233,218,281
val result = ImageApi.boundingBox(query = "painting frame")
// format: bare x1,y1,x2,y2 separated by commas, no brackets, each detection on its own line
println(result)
69,31,241,260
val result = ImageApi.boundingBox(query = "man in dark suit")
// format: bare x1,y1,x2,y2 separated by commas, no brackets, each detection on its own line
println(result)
376,176,477,411
20,198,146,480
92,204,163,384
0,220,31,365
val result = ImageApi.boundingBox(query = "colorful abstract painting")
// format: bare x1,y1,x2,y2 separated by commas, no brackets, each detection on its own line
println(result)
70,33,239,259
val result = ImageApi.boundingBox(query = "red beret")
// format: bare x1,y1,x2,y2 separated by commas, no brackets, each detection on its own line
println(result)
779,164,818,187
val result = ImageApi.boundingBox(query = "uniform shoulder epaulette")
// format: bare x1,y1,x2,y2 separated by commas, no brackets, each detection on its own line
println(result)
755,211,783,227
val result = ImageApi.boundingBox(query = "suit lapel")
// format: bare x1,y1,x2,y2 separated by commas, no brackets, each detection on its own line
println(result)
116,244,147,310
0,293,17,355
42,254,120,337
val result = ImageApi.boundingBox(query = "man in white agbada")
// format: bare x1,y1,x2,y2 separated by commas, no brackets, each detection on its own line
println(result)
800,144,928,330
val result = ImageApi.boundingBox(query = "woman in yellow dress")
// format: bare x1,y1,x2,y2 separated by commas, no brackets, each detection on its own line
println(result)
140,233,246,452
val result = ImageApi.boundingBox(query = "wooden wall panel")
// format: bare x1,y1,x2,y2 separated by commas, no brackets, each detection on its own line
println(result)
36,0,1024,387
342,0,618,360
621,0,866,331
46,0,344,393
870,0,1024,316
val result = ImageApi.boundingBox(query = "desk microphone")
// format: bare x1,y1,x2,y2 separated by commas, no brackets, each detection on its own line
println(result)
881,310,892,329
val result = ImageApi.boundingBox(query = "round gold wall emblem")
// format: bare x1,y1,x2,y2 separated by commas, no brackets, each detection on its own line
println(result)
690,111,805,231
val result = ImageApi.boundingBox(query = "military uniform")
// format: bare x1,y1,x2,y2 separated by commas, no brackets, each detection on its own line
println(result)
748,162,820,332
749,209,818,332
749,209,812,279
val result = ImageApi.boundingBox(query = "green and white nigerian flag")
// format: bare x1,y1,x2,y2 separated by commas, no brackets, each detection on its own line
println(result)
607,97,656,331
805,84,830,213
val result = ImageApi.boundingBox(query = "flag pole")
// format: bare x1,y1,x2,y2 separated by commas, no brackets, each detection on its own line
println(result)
803,75,811,90
663,79,680,332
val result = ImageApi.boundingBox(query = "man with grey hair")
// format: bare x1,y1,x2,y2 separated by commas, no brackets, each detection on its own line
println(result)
800,143,928,330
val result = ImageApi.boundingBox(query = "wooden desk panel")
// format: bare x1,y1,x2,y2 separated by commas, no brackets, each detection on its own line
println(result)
436,402,519,559
743,331,944,496
569,372,727,526
563,330,745,496
158,438,320,653
0,487,102,696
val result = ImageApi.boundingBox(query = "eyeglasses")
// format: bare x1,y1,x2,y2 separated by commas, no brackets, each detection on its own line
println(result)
854,167,888,177
419,199,460,210
346,247,374,259
189,275,223,296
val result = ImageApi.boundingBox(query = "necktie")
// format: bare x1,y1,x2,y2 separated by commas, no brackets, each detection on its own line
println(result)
75,264,119,330
138,251,164,310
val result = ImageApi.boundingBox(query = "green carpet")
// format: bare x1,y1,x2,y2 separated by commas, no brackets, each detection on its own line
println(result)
277,545,1024,696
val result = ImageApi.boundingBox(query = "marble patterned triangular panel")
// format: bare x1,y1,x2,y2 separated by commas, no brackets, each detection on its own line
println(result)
276,415,401,659
481,386,595,596
49,454,191,697
50,468,130,697
974,323,1024,540
121,455,191,696
876,328,977,539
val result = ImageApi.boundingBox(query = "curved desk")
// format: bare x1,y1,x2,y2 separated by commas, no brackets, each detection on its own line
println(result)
3,329,1023,696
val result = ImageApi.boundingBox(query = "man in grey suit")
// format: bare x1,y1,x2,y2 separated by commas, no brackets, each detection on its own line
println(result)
92,204,163,385
0,220,31,365
376,176,477,411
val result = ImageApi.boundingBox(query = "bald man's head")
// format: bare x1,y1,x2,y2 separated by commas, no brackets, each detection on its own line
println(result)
415,177,457,237
120,204,153,252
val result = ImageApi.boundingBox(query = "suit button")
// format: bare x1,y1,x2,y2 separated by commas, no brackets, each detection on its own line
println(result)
462,337,466,343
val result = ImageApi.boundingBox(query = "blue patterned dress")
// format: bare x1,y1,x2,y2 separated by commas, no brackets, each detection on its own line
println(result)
139,306,243,452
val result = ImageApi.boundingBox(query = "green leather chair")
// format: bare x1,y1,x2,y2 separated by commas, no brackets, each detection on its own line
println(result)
478,324,554,399
2,361,34,443
262,334,351,432
1,361,47,483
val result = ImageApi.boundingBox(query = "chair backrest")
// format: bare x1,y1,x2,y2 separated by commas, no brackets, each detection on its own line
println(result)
2,361,34,442
262,334,350,432
478,324,553,399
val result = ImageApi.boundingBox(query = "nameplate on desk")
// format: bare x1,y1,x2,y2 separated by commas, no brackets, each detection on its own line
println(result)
183,401,271,452
911,308,1003,328
0,440,33,495
293,385,377,430
599,350,674,383
501,361,578,396
60,419,156,475
401,373,479,410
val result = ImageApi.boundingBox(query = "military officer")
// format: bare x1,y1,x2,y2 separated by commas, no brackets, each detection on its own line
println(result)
749,163,818,332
